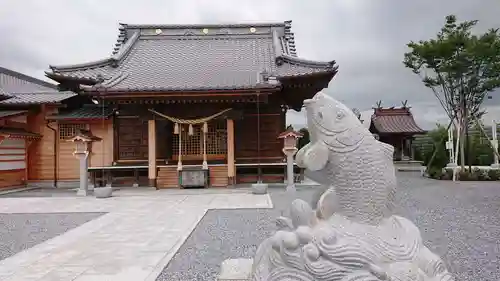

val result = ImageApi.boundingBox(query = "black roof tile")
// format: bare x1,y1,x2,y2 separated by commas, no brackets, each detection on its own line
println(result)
47,21,337,92
0,67,76,104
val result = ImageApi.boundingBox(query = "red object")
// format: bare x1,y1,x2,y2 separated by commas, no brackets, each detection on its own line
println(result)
277,128,303,139
371,107,425,134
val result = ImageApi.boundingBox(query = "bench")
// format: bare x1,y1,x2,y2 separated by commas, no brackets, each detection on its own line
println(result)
88,166,148,187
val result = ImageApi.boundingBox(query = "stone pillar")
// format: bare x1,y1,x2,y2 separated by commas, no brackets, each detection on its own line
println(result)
76,153,89,196
148,120,157,187
227,119,235,184
285,152,295,192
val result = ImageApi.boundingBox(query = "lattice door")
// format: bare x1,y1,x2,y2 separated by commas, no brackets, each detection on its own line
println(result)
172,120,227,157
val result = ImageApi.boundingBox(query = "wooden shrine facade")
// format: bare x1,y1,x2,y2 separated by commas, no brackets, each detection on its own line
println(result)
369,101,426,161
46,21,338,188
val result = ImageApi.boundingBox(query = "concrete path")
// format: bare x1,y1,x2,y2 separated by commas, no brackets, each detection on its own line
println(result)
0,190,273,281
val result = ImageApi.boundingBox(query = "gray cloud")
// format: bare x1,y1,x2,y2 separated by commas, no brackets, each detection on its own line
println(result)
1,0,499,129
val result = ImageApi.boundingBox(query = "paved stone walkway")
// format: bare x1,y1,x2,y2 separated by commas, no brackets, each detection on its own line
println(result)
0,191,272,281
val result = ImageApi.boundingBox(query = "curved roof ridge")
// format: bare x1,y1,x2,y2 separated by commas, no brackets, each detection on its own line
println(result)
110,31,140,62
121,22,287,29
9,90,75,95
271,23,335,69
280,55,337,68
49,58,113,72
112,23,128,55
50,31,139,72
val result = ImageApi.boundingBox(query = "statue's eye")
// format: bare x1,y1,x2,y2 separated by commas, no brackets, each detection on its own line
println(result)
317,112,323,119
336,111,345,119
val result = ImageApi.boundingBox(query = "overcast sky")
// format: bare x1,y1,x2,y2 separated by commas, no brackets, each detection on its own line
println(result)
1,0,499,129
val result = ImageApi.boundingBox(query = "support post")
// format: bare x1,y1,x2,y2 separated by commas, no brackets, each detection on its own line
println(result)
148,120,157,188
203,123,208,170
227,119,235,183
285,152,295,193
76,153,89,196
177,124,183,171
492,120,499,168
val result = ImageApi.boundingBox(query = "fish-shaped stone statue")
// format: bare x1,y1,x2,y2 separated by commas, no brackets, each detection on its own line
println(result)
251,92,455,281
295,92,397,225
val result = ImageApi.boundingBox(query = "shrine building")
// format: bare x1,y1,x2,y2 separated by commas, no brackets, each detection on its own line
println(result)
369,101,426,161
45,21,338,188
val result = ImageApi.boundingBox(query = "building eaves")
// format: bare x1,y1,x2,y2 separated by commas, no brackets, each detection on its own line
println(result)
0,91,76,105
371,114,426,134
122,22,287,30
0,110,28,118
49,31,140,73
0,127,41,139
47,105,115,121
0,67,57,90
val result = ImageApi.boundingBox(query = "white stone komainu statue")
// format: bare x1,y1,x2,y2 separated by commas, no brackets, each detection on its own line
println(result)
249,92,454,281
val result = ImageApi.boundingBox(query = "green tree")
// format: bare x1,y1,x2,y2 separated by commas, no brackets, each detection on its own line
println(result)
403,15,500,170
422,124,449,170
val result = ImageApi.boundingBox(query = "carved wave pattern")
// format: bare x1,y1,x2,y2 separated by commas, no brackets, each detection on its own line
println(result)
254,213,453,281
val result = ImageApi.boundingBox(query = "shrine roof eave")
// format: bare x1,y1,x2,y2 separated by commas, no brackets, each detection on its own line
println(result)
45,72,98,85
76,84,282,97
370,118,427,135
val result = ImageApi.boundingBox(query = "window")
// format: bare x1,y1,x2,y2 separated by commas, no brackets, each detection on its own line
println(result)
58,123,88,140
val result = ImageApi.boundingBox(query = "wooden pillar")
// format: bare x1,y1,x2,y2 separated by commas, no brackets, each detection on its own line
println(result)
148,120,157,188
227,119,235,184
410,137,415,160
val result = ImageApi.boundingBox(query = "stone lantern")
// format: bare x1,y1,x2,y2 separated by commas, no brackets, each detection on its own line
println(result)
277,126,303,192
67,129,101,196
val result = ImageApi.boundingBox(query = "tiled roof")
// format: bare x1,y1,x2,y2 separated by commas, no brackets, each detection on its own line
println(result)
48,105,115,121
370,107,426,134
0,91,76,105
46,21,337,92
0,127,41,139
0,67,56,93
0,110,27,118
0,67,76,104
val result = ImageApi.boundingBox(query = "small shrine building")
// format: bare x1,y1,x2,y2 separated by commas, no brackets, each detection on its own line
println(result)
369,101,426,161
45,21,338,188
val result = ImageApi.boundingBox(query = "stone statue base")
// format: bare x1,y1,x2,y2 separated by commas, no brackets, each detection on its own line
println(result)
248,199,455,281
218,258,253,281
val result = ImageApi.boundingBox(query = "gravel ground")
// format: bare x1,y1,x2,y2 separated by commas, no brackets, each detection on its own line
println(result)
157,173,500,281
0,212,104,261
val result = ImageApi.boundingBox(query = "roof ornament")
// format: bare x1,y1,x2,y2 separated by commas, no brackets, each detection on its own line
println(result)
401,100,409,108
375,100,382,109
218,28,231,35
250,27,256,33
202,28,209,34
275,57,284,66
155,29,163,35
95,74,105,83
